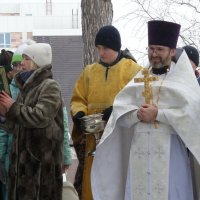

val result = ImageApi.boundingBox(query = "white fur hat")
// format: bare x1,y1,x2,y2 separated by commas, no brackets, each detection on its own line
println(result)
15,39,36,55
23,43,52,67
11,39,36,66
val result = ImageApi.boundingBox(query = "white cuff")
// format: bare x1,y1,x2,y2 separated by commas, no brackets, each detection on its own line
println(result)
156,109,168,123
119,110,140,128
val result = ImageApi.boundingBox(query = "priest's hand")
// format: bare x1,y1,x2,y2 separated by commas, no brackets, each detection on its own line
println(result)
137,104,158,123
0,91,15,114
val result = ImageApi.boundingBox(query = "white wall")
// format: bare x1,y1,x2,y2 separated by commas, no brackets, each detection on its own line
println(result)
0,0,81,33
0,16,81,32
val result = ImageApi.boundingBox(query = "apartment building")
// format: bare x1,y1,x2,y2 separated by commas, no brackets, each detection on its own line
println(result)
0,0,81,47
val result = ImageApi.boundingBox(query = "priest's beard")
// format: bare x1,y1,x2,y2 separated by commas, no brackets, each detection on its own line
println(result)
149,52,171,68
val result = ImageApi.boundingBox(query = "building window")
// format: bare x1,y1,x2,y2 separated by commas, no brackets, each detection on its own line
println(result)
0,33,11,48
72,9,78,28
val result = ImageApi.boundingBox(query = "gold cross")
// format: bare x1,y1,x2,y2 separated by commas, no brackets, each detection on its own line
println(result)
134,68,159,104
134,68,159,128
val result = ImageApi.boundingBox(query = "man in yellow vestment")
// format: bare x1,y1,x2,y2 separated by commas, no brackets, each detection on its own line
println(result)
70,25,142,200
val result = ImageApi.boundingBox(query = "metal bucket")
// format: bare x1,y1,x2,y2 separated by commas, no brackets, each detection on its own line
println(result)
80,113,105,134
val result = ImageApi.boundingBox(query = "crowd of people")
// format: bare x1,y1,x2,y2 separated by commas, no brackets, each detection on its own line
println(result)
0,19,200,200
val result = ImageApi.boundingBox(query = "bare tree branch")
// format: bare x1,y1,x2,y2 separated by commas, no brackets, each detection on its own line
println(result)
113,0,200,63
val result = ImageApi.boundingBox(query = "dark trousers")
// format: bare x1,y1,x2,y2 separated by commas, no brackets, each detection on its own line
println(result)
73,143,86,199
0,181,5,200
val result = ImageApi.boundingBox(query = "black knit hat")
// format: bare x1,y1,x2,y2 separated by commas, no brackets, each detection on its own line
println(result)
148,20,181,48
95,25,121,52
183,45,199,67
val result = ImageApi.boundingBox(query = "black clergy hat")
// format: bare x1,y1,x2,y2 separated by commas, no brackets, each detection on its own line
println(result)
148,20,181,48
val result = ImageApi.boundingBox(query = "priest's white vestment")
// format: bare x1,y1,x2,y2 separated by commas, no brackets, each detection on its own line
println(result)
91,51,200,200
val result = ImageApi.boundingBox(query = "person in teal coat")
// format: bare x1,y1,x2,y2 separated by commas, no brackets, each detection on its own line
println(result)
0,49,13,200
63,106,72,170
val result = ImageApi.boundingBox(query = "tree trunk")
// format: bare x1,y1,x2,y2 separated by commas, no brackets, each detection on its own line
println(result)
81,0,113,66
80,1,113,199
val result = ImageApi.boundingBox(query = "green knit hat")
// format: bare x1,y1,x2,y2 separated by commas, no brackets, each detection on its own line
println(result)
11,54,23,65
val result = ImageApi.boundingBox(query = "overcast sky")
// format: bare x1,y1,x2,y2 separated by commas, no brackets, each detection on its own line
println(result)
112,0,149,64
111,0,198,65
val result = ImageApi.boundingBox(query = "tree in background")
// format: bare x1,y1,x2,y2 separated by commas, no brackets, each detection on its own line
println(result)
75,1,113,199
81,0,113,66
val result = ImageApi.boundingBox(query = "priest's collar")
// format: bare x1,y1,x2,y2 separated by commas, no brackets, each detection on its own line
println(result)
151,65,170,75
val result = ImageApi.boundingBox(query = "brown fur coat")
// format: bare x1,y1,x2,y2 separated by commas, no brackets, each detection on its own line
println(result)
3,65,64,200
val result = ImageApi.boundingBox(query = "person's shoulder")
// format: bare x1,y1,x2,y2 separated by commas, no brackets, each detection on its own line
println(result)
119,58,143,69
120,57,136,64
85,62,99,69
42,78,61,88
83,62,102,73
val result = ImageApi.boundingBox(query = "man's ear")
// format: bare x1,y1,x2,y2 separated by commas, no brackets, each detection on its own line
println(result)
170,48,177,57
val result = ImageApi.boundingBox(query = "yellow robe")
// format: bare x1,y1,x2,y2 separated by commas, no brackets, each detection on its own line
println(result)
71,57,142,200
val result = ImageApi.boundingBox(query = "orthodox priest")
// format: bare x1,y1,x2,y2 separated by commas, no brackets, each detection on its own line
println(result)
91,20,200,200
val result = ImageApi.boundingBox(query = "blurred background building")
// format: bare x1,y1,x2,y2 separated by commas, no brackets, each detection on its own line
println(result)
0,0,83,127
0,0,83,182
0,0,81,49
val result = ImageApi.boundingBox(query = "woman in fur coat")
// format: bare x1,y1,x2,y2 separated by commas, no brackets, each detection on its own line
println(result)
0,43,64,200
